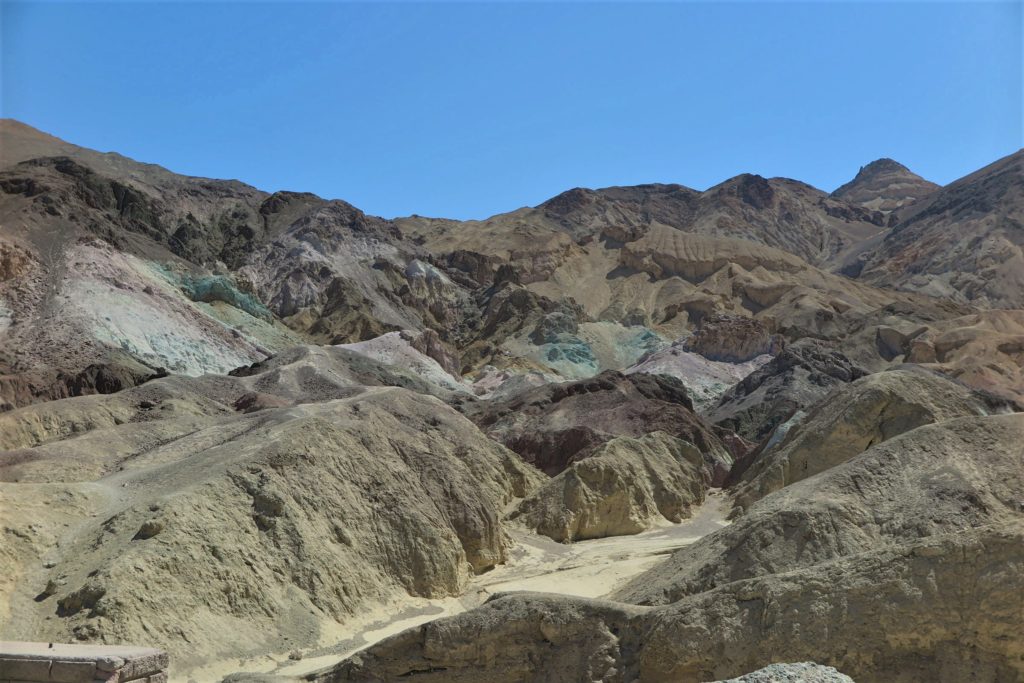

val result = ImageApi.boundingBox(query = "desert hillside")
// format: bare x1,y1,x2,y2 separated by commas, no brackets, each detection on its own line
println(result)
1,120,1022,682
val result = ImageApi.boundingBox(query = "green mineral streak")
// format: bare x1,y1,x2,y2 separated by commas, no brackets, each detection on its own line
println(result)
542,336,599,375
150,264,273,322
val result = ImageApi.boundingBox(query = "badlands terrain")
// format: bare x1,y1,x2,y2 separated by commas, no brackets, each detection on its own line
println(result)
0,118,1022,682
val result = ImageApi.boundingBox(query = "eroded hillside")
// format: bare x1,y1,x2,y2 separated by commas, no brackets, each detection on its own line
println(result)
1,120,1022,682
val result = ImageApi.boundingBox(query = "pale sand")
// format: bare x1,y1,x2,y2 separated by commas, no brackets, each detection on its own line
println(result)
181,491,730,681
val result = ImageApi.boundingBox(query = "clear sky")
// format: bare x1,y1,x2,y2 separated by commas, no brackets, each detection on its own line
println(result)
2,2,1021,219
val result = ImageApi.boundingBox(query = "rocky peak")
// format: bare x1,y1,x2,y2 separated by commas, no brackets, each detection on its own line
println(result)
710,174,776,210
539,187,597,217
832,157,938,212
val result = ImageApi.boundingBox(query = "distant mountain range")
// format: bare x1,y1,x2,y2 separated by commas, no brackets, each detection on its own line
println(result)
2,118,1020,411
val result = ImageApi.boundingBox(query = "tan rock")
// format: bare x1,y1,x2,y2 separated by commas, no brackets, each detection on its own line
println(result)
507,433,709,542
683,313,783,363
619,413,1024,605
0,388,542,671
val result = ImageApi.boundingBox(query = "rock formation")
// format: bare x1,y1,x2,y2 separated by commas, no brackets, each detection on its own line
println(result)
323,524,1024,682
831,158,938,213
857,149,1024,308
618,413,1024,604
0,384,542,669
623,339,772,412
729,366,1006,509
712,662,855,683
507,432,709,542
324,413,1024,682
682,313,783,363
706,339,869,442
462,371,735,481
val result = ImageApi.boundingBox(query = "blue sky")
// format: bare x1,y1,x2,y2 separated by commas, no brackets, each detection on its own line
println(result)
2,2,1021,219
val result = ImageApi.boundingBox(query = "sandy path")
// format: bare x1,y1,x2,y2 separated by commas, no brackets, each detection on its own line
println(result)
246,491,731,681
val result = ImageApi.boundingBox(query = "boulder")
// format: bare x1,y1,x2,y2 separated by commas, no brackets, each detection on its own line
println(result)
711,663,855,683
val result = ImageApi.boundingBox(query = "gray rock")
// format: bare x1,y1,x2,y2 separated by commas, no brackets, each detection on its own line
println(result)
708,339,868,443
711,662,855,682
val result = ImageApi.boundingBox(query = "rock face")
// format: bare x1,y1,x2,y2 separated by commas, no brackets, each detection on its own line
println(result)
0,642,169,683
707,339,869,442
623,340,772,412
507,432,709,542
682,313,783,363
907,310,1024,409
463,371,734,481
730,366,1003,510
831,158,938,213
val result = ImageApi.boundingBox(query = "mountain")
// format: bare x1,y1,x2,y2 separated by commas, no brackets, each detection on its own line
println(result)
1,119,963,411
831,158,939,213
856,149,1024,308
0,119,474,408
401,172,890,269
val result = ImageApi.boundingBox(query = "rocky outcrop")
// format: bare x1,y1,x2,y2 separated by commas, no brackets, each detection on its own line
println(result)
624,340,771,412
707,339,869,442
0,342,481,488
683,313,783,362
0,642,169,683
323,414,1024,681
618,413,1024,605
507,432,709,542
404,328,462,377
907,310,1024,409
0,352,166,413
831,158,938,213
461,281,587,373
334,332,470,396
463,371,734,481
730,367,1004,510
